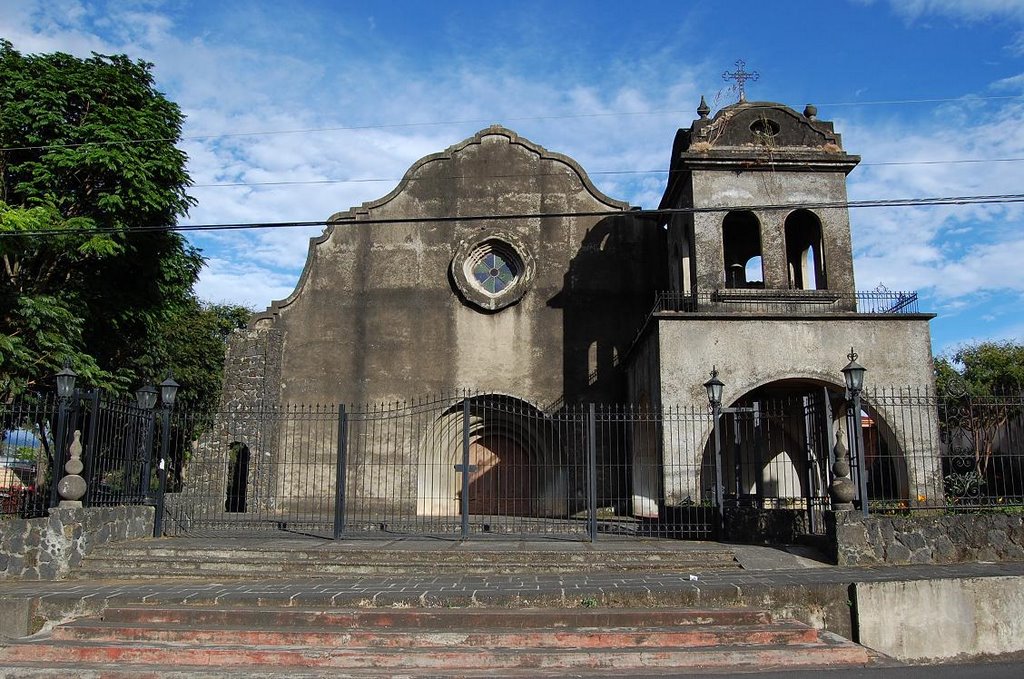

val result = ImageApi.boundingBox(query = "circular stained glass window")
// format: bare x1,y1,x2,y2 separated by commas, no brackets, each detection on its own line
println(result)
452,234,534,312
463,239,524,298
472,252,518,294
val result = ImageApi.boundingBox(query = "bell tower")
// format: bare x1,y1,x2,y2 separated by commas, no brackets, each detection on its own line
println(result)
660,98,861,302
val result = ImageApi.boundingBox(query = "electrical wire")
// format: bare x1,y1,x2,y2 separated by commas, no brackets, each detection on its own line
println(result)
3,193,1023,239
186,157,1024,189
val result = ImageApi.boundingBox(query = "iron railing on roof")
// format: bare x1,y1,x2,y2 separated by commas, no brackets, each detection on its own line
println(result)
651,289,921,315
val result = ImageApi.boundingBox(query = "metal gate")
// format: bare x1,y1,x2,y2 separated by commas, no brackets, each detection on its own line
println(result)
716,390,834,535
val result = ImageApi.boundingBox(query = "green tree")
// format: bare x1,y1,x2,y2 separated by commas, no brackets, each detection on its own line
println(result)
0,40,204,401
153,301,252,414
0,202,113,397
935,341,1024,396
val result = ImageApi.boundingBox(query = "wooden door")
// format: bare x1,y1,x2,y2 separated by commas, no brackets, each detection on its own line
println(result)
466,432,532,516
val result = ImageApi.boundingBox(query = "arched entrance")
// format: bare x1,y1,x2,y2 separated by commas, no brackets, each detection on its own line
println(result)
416,394,571,525
699,378,913,533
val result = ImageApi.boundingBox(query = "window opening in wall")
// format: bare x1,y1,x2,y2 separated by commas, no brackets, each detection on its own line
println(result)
722,211,764,289
785,210,827,290
225,442,250,513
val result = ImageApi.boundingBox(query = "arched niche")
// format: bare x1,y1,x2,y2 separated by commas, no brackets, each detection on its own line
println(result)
225,441,250,513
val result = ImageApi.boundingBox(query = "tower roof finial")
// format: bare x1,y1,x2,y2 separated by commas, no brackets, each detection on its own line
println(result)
697,95,710,119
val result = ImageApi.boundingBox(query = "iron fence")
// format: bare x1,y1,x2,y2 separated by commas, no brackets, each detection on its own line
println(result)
166,394,718,540
863,387,1024,512
6,383,1024,540
0,390,175,520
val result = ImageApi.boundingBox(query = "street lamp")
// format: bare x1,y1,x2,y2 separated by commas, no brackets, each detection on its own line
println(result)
153,373,179,538
159,374,179,409
703,366,726,533
841,348,867,395
841,348,870,517
704,366,724,408
55,362,77,400
135,385,158,411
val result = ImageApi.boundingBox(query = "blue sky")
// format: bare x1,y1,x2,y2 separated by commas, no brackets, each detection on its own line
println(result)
3,0,1024,356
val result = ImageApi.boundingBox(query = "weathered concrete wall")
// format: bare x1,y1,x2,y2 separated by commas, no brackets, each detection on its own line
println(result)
855,576,1024,661
181,327,284,519
221,127,666,514
0,506,153,581
652,315,939,507
832,511,1024,566
252,126,663,409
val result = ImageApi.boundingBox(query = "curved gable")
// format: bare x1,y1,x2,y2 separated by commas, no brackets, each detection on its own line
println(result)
252,126,631,327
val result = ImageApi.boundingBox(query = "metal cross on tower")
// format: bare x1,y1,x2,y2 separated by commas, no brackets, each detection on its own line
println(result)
722,60,759,102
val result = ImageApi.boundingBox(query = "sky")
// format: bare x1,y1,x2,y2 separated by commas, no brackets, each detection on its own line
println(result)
3,0,1024,356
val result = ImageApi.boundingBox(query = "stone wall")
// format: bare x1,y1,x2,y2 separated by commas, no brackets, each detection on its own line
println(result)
0,506,153,580
723,506,811,544
830,510,1024,566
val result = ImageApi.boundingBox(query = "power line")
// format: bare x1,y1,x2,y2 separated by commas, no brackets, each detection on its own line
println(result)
187,157,1024,189
2,94,1022,153
4,193,1023,239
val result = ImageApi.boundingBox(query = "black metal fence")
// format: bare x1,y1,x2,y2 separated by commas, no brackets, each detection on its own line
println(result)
167,395,717,541
0,390,174,521
863,387,1024,512
5,385,1024,541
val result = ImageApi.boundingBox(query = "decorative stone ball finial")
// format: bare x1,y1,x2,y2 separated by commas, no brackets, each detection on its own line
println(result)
829,431,856,509
697,95,711,120
58,430,87,507
803,104,817,120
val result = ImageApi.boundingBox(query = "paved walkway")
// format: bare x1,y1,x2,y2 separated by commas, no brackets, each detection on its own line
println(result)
1,538,1022,612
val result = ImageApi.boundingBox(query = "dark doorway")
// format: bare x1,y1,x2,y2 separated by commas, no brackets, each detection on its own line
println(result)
466,432,533,516
225,442,250,513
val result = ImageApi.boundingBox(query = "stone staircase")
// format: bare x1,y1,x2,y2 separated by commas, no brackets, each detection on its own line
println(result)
0,605,875,677
71,539,741,579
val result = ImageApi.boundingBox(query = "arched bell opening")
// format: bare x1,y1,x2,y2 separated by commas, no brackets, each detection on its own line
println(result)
785,209,827,290
722,210,764,289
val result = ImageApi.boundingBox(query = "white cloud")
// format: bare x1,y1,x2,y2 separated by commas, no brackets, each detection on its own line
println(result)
842,95,1024,302
863,0,1024,22
193,257,298,309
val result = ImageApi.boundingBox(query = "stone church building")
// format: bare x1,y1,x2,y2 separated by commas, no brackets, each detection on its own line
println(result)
192,98,939,535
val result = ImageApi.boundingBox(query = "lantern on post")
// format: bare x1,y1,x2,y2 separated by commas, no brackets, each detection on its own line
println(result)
841,348,869,518
703,366,726,533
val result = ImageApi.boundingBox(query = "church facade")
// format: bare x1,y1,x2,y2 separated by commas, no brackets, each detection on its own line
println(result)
187,98,939,535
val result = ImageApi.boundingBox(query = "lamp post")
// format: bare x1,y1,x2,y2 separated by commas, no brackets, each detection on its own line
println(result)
49,363,78,507
704,366,726,532
153,374,179,537
841,348,870,518
135,385,158,501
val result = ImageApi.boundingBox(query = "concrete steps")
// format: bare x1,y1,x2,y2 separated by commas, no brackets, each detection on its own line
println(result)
0,605,874,676
71,542,741,579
